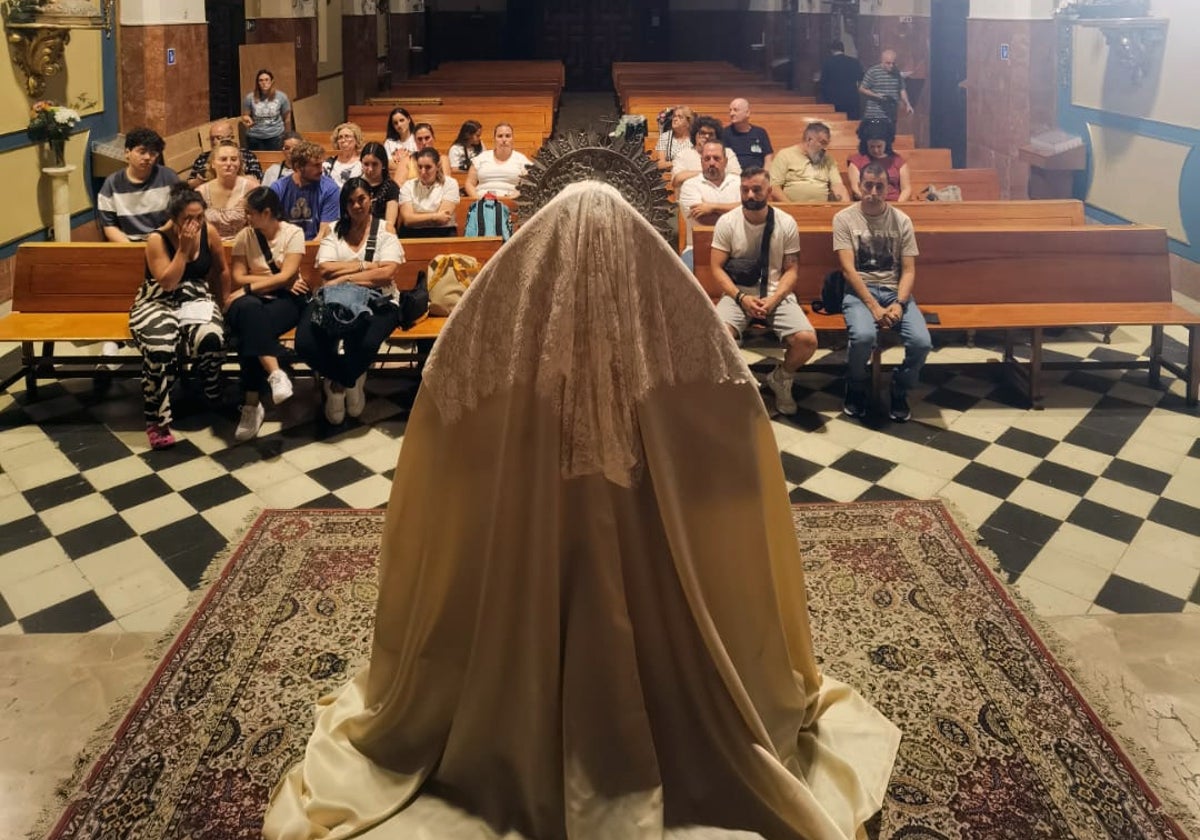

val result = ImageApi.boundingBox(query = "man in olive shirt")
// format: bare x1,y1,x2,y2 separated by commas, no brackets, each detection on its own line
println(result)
768,122,850,203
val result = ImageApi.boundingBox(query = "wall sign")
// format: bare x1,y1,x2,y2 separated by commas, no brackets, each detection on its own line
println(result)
167,48,176,66
1000,44,1010,61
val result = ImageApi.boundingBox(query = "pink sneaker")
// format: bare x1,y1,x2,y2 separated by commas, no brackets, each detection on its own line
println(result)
146,423,176,450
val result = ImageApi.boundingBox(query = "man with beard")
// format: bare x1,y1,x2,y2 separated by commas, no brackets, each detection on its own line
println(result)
834,161,930,422
769,122,850,203
710,167,817,415
677,139,741,259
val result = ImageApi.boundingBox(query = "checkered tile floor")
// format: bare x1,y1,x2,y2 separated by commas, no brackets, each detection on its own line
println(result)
1,323,1199,635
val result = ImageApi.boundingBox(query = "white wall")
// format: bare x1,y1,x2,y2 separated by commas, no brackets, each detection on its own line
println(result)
969,0,1055,19
859,0,931,17
1071,0,1198,131
120,0,205,25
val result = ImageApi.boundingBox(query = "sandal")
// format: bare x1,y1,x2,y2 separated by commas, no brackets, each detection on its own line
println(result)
146,423,177,450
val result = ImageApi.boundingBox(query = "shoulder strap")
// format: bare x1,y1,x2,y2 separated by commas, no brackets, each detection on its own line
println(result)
757,208,775,298
364,217,381,263
254,229,281,274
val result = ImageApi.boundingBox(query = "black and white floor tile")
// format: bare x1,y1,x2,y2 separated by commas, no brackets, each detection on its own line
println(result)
2,322,1199,635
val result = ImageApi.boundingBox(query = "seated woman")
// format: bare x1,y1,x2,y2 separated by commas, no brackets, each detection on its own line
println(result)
398,148,459,238
383,107,417,170
447,119,485,173
402,122,453,181
464,122,531,199
653,105,695,164
261,131,303,188
225,187,308,442
129,183,230,450
359,141,399,235
198,139,256,239
296,178,404,425
848,127,911,202
324,122,364,186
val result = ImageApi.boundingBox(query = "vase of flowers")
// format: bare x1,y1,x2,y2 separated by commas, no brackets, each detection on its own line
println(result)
26,98,88,168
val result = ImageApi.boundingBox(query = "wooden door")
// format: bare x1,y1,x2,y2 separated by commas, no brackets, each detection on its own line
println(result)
537,0,648,90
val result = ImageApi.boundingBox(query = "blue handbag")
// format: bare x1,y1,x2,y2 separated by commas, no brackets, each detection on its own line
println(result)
311,219,384,336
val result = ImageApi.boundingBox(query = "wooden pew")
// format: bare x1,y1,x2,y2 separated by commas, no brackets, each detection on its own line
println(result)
906,168,1001,201
689,224,1200,405
301,130,544,161
0,238,504,395
676,199,1086,252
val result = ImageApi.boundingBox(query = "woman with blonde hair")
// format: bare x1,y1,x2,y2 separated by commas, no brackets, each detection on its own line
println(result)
198,139,256,239
398,148,459,238
325,122,364,185
654,105,694,163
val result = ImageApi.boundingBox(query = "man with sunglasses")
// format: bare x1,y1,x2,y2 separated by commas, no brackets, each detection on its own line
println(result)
833,161,931,422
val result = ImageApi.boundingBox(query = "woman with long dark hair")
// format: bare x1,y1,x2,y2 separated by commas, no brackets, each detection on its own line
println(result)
383,107,417,170
296,178,405,425
359,141,400,234
129,183,230,449
402,122,453,181
847,123,910,202
241,68,293,152
447,119,485,173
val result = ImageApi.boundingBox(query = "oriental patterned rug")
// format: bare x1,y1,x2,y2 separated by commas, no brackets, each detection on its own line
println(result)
39,503,1192,840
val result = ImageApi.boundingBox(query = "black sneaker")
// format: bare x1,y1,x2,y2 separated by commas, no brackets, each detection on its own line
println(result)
889,388,911,422
843,383,867,418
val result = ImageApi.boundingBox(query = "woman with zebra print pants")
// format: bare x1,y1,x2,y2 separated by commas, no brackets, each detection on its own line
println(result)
129,183,231,450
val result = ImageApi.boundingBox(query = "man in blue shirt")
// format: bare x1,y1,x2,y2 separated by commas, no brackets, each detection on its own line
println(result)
721,98,774,171
269,141,340,240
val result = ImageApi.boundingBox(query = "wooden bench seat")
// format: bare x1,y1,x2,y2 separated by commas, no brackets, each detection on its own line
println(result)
0,238,502,396
690,224,1200,406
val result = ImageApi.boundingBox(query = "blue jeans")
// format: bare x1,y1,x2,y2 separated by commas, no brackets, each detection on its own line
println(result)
843,285,931,394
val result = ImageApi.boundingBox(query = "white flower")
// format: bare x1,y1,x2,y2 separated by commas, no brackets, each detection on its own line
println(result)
53,108,80,125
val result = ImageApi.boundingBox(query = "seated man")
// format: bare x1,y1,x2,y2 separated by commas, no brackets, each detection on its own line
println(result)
768,122,850,203
677,139,740,264
97,127,180,242
268,140,340,241
721,98,773,170
188,119,264,187
834,161,931,422
710,167,817,416
671,115,741,190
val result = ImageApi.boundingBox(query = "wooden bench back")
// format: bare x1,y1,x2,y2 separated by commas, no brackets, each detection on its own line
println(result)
907,168,1001,201
12,237,505,314
677,200,1085,251
691,224,1171,306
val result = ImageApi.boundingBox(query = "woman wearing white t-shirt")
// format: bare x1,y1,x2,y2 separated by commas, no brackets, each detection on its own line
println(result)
383,107,418,169
399,149,460,238
297,177,404,425
324,122,364,186
465,122,531,199
226,187,308,441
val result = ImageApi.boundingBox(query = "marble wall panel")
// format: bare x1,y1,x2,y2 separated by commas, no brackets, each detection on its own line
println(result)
342,15,382,107
387,14,424,81
792,12,835,98
965,17,1057,198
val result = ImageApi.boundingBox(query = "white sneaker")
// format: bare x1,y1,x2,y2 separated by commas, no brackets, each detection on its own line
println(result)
323,378,346,425
267,369,293,404
234,402,265,442
99,340,123,371
345,373,367,418
767,364,797,415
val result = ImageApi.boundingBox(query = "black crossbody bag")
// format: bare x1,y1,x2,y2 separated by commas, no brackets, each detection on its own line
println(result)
722,208,776,298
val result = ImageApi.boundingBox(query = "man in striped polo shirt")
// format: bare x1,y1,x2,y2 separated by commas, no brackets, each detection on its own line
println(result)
97,128,180,242
859,50,914,126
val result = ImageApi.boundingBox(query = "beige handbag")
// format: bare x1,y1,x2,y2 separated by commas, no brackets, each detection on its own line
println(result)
427,253,482,316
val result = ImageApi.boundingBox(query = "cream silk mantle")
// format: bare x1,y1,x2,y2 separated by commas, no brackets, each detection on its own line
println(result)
263,182,900,840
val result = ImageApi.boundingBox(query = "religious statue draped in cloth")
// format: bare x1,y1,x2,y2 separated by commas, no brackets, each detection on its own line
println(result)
263,181,900,840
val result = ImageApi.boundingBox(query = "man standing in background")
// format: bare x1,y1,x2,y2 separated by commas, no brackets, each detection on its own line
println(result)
819,41,864,120
859,50,914,126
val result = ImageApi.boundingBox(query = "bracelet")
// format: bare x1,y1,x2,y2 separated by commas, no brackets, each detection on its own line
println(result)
735,291,745,306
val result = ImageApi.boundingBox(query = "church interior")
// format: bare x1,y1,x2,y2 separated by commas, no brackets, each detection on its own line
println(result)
0,0,1198,837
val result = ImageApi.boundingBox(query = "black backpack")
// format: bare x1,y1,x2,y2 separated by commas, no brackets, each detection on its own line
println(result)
811,270,846,315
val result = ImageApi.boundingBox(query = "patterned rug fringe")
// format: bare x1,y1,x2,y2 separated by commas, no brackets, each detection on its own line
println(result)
935,497,1199,839
25,506,268,840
